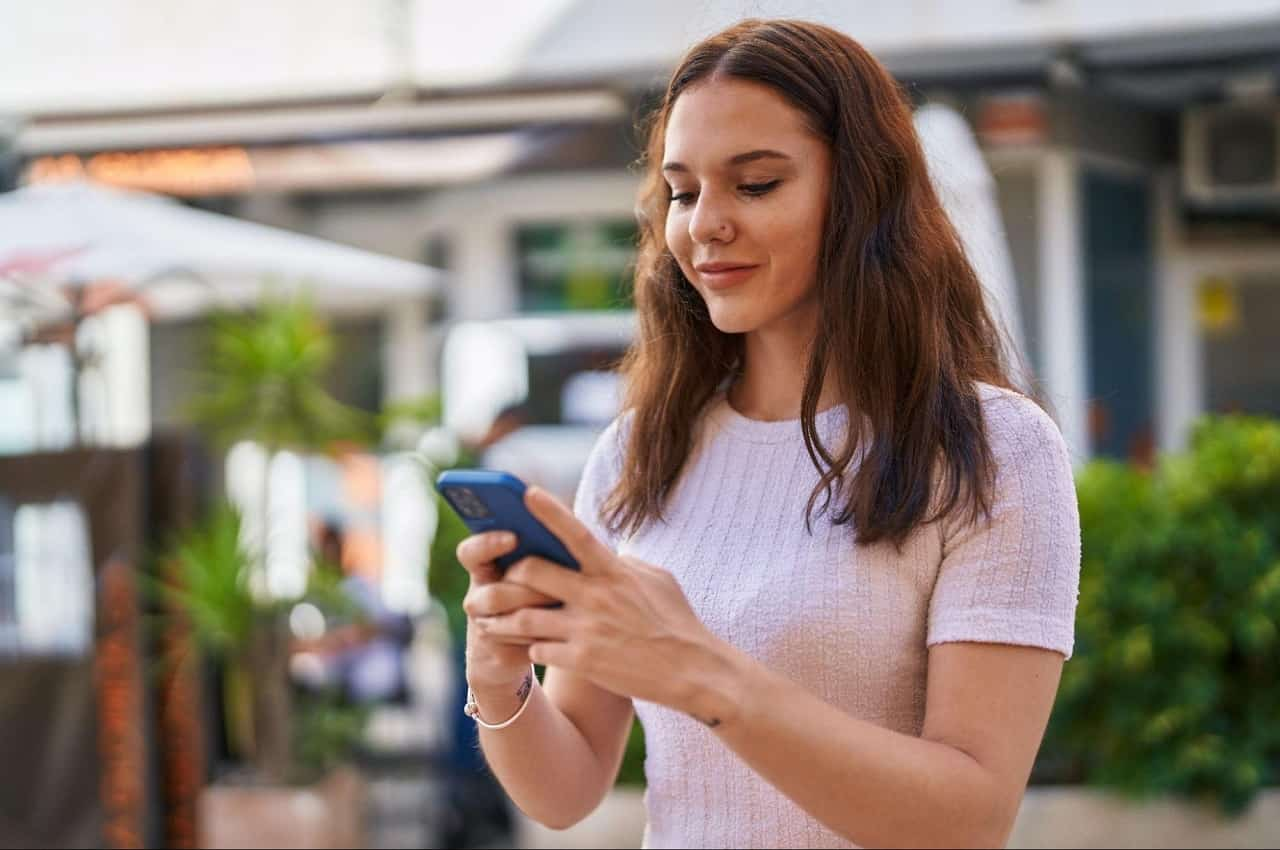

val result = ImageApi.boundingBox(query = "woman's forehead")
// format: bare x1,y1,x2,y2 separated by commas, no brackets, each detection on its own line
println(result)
665,80,816,166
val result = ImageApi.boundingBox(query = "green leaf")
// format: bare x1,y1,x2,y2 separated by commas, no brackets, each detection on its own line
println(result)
184,294,375,451
153,505,257,657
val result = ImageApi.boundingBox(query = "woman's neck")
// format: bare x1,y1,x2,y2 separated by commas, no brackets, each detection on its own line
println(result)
727,311,840,422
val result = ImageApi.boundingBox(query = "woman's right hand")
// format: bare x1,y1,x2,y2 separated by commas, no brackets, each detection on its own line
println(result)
457,531,558,692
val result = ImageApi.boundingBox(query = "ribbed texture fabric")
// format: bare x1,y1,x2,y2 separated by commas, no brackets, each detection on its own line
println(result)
572,383,1081,849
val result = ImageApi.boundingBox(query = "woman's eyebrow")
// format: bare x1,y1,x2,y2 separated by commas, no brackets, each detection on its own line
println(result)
661,149,792,173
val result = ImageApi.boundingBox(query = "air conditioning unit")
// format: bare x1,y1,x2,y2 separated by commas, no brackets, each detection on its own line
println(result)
1182,101,1280,206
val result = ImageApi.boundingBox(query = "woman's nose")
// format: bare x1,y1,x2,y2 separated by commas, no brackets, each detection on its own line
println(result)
688,193,735,244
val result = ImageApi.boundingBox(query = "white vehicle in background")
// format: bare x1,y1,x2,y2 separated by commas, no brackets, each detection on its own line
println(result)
440,311,635,505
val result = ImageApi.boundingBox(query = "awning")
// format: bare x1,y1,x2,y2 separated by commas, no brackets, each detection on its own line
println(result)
17,90,628,156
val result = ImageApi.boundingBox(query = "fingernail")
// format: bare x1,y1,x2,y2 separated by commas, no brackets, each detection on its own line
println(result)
497,532,515,547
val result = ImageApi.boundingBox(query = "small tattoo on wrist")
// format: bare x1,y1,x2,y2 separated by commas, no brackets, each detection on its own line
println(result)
516,673,533,702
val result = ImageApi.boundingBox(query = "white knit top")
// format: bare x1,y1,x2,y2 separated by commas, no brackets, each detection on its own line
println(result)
571,383,1081,849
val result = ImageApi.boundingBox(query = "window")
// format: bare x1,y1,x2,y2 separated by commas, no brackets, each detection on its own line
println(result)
517,220,636,312
0,500,94,657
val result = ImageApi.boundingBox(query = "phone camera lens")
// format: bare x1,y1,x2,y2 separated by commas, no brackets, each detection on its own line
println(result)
449,487,489,519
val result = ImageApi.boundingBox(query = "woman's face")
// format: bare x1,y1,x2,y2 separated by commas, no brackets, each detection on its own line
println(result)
663,77,832,336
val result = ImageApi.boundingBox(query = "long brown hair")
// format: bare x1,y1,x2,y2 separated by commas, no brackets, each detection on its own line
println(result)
606,18,1019,548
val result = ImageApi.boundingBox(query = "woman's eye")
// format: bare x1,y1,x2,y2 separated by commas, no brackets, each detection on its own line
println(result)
740,179,781,196
668,179,780,206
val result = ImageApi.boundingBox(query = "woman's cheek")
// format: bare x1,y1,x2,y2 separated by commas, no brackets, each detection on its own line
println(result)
665,218,690,266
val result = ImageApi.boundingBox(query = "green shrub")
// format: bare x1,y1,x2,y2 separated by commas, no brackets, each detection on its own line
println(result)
1040,415,1280,814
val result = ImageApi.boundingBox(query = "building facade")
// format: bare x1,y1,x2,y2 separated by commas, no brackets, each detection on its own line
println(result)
6,0,1280,463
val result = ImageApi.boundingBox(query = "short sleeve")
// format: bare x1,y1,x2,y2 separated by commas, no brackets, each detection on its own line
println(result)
572,412,631,551
927,390,1082,659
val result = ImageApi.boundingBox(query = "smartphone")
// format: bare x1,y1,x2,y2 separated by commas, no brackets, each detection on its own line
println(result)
435,469,580,573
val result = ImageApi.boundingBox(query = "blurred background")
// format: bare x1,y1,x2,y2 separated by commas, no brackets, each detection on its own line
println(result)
1,1,1278,848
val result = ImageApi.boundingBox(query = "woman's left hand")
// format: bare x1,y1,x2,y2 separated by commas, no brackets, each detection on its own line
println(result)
473,485,737,725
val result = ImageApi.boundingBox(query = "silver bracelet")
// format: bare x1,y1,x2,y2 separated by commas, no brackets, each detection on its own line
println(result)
465,664,537,730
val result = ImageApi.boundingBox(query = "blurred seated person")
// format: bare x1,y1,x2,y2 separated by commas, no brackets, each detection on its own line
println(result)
291,520,415,704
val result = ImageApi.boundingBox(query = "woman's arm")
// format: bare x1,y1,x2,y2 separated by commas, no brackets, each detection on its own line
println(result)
489,570,1061,846
454,524,637,831
687,637,1064,848
471,667,635,830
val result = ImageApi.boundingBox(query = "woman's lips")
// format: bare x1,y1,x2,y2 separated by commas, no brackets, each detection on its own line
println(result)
697,265,758,289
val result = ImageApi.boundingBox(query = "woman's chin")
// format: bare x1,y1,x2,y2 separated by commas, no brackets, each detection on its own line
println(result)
706,307,757,335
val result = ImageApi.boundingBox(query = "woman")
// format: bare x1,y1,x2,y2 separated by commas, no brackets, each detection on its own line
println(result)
457,18,1080,849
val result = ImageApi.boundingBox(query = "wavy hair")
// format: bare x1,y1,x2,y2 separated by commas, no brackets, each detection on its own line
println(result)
604,18,1020,548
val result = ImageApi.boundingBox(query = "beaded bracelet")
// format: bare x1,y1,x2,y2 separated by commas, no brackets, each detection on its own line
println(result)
464,664,537,730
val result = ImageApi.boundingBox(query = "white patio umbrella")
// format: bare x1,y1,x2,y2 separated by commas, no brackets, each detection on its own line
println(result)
0,181,441,322
914,103,1031,390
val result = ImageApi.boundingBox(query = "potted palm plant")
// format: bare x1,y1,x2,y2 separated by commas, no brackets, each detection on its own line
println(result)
160,295,376,847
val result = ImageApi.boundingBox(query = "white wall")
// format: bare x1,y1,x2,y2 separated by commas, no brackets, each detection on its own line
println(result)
1153,170,1202,453
417,170,641,320
1037,150,1092,465
1154,170,1280,451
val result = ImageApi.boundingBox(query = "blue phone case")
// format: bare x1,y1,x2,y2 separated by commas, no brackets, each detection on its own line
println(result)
435,469,580,572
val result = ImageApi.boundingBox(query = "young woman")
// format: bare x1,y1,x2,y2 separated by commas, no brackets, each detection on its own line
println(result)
456,18,1080,849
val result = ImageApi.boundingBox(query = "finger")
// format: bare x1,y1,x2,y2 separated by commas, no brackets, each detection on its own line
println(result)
619,554,652,571
524,485,614,575
504,556,589,606
621,555,678,586
456,531,518,582
464,581,559,619
474,630,539,646
528,641,577,670
476,607,573,642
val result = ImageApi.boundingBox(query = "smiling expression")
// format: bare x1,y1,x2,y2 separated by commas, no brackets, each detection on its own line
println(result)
663,77,833,336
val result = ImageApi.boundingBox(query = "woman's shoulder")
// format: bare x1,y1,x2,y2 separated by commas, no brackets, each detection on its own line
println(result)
597,407,635,453
581,408,635,478
973,382,1074,470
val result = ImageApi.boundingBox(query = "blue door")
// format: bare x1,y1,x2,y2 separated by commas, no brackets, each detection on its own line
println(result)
1083,170,1155,462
